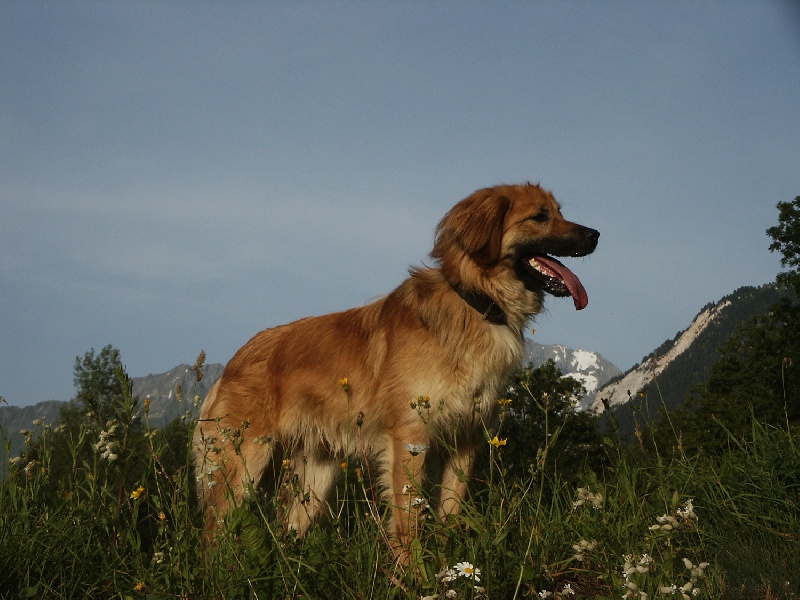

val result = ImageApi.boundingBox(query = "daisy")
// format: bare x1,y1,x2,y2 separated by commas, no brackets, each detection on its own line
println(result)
453,561,481,581
405,443,429,456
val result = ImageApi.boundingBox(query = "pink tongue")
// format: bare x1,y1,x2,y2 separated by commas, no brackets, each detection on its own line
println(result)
531,255,589,310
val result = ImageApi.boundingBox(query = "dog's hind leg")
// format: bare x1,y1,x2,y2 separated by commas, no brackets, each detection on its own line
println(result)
194,419,275,532
284,448,340,536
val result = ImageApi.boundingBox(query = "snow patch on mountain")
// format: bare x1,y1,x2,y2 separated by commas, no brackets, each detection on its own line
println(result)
572,349,599,372
522,340,622,407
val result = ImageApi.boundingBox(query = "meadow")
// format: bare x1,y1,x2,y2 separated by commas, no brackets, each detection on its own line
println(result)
1,363,798,600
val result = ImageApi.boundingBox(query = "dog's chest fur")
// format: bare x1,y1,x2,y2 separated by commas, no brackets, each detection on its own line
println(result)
389,273,526,431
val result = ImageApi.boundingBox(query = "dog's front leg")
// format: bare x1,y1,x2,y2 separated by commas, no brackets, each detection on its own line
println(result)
387,435,427,562
437,443,478,519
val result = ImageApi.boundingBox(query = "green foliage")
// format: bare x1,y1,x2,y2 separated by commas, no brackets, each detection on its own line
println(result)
663,309,799,455
21,346,150,518
73,345,130,424
493,360,605,483
768,195,800,294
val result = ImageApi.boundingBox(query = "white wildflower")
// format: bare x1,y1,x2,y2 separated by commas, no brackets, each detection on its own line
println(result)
659,585,677,595
676,498,696,521
573,486,603,510
572,539,597,562
411,497,429,509
559,582,576,595
453,561,481,581
404,443,429,456
95,423,121,461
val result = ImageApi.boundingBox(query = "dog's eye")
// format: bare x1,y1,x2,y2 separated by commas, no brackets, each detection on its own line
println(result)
528,213,549,223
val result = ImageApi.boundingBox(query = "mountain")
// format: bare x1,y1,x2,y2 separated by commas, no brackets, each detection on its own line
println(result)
590,284,791,434
132,362,225,425
522,340,622,407
0,364,224,467
0,400,63,476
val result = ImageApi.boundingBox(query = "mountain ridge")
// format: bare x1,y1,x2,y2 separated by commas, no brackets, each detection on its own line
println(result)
590,284,792,436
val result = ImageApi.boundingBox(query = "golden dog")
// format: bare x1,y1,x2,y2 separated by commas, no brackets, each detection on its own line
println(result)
193,183,598,557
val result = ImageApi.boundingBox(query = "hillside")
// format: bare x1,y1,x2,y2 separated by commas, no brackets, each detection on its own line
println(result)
591,284,791,434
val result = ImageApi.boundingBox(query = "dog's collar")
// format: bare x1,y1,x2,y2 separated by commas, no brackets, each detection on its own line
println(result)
453,285,508,326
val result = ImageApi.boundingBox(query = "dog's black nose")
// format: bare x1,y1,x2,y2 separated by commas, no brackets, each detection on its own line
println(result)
584,227,600,245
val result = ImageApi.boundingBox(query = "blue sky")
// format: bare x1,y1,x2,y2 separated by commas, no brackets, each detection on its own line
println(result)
2,2,799,406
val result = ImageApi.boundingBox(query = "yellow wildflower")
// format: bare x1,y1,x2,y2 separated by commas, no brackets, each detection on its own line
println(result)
130,485,145,500
497,398,512,407
134,581,146,591
488,436,507,448
339,377,350,392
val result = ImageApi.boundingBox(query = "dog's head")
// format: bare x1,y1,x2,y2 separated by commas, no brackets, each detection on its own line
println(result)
432,183,599,315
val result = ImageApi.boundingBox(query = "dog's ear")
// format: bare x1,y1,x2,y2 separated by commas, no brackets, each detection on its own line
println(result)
433,191,511,266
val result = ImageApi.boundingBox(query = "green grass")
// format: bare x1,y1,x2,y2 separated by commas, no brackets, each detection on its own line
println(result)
1,394,798,599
